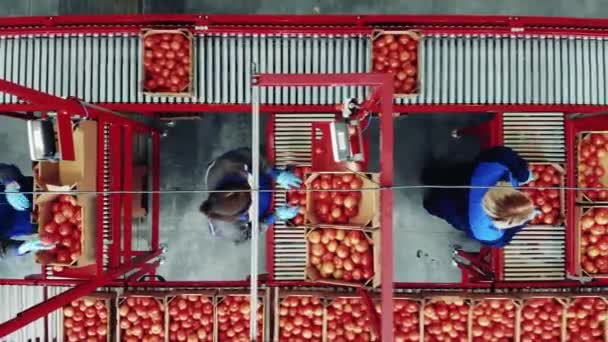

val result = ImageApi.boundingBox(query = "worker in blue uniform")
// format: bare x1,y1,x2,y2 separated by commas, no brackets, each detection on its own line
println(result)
0,163,54,257
199,148,301,244
423,146,538,247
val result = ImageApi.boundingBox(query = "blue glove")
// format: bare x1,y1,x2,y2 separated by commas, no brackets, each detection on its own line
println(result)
275,170,302,190
17,237,55,256
520,170,534,185
4,181,29,211
528,209,541,221
275,205,300,220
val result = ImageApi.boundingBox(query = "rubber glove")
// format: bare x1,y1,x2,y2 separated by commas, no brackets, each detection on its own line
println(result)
275,205,300,221
275,170,302,190
17,237,55,256
4,181,29,211
520,169,535,185
528,209,541,222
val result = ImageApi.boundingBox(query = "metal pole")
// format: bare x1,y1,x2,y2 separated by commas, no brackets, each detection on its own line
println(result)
250,83,260,342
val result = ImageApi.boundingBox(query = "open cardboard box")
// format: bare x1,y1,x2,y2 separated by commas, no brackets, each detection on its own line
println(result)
273,291,327,342
117,293,168,342
63,293,115,342
565,296,608,341
35,121,97,267
164,291,215,342
304,172,379,229
371,30,422,98
519,295,567,342
577,132,608,203
574,206,608,278
467,295,522,342
305,226,381,288
215,290,268,342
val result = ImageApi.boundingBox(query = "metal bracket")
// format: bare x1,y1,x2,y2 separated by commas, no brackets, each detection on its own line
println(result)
567,109,608,120
565,273,594,284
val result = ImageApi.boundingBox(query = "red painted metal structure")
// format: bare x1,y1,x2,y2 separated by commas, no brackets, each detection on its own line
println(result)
0,12,607,340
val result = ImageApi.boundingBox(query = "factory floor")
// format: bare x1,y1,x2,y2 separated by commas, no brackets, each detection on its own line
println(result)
0,0,603,282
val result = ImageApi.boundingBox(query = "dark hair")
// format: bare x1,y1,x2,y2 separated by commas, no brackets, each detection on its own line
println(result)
200,179,251,222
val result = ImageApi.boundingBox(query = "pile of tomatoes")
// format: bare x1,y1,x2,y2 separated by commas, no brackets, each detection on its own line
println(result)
372,32,419,95
38,195,82,265
423,298,469,342
383,299,421,342
277,295,324,341
167,295,214,342
63,297,108,342
522,164,562,225
326,297,374,341
143,31,191,93
286,166,311,226
118,296,165,342
308,173,363,225
217,295,263,341
471,299,516,342
307,228,374,283
566,297,607,342
520,298,563,342
579,207,608,274
578,133,608,201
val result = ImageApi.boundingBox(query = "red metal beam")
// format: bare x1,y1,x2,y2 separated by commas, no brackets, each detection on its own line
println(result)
0,250,161,338
122,126,134,263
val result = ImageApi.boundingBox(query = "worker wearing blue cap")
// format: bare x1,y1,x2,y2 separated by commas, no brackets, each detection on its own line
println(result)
199,148,301,244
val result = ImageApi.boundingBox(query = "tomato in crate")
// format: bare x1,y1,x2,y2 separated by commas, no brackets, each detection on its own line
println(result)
326,297,374,341
216,295,264,341
577,132,608,202
566,297,607,342
371,31,420,96
423,297,469,342
471,298,518,342
285,166,311,226
142,29,193,95
521,163,564,226
306,227,379,287
374,298,421,341
166,294,214,342
277,295,324,341
63,296,110,342
576,207,608,276
117,295,166,341
37,194,84,266
520,297,565,342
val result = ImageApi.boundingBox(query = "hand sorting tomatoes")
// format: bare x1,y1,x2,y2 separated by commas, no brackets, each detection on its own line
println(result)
579,207,608,275
520,298,563,342
286,166,311,226
372,32,419,95
38,195,82,265
217,295,263,342
522,164,562,225
308,173,363,225
423,298,469,342
566,297,607,342
278,296,323,341
326,297,374,341
167,295,214,342
307,228,374,283
381,299,421,342
63,297,108,342
578,133,608,201
143,31,191,93
118,296,165,342
471,299,516,342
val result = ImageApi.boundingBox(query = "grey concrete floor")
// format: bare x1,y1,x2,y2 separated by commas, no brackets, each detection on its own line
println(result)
0,0,605,282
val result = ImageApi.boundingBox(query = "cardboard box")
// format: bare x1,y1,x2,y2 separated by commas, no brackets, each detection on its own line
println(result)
577,132,608,203
519,296,567,342
304,172,379,228
372,296,423,342
325,295,377,341
117,293,167,342
34,121,97,267
371,30,422,98
274,291,327,342
422,296,471,341
165,291,215,342
565,296,608,342
305,226,381,288
525,162,566,226
63,293,114,342
574,206,608,278
468,296,521,342
141,29,194,96
215,290,268,342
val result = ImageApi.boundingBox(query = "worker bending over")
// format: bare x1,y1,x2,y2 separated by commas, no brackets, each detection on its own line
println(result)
423,146,537,247
200,148,301,244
